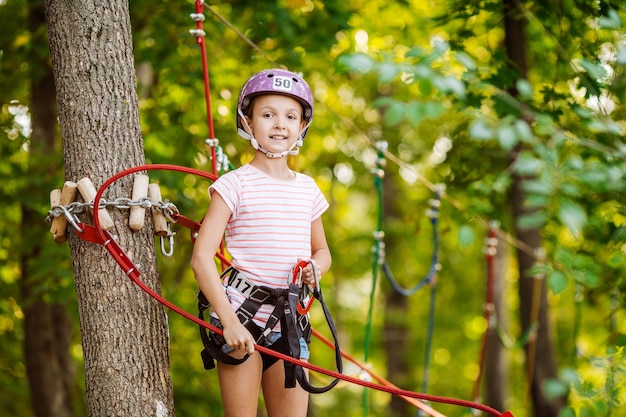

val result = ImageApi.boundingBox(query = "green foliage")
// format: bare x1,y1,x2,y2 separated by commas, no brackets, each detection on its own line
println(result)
556,347,626,417
3,0,626,416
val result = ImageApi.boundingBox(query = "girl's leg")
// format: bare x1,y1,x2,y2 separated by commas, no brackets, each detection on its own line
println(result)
217,352,263,417
262,360,309,417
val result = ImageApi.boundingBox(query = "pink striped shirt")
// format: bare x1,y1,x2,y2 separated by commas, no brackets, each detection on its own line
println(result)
209,163,329,328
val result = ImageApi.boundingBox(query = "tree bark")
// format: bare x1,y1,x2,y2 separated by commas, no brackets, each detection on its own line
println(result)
503,0,565,415
381,167,412,417
44,1,174,415
20,2,75,417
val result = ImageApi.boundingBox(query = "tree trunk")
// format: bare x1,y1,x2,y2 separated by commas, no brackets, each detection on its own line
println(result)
20,2,76,417
43,1,174,415
503,0,565,415
384,291,410,417
381,168,411,417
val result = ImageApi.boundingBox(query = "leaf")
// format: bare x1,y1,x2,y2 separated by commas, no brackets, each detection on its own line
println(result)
418,78,433,96
405,101,424,127
405,46,426,58
547,270,568,294
577,59,607,80
598,8,622,29
525,193,550,209
469,119,493,140
423,101,444,118
558,198,587,236
377,62,399,83
513,119,535,143
383,100,406,126
458,224,475,247
493,91,524,117
496,124,518,151
433,75,465,98
544,379,569,400
617,43,626,65
522,179,553,195
337,53,376,74
431,38,450,57
454,51,477,71
514,152,543,175
557,407,576,417
517,211,547,229
516,79,533,100
413,64,433,79
372,96,394,108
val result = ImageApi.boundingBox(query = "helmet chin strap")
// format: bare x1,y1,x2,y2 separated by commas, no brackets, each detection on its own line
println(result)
237,109,310,159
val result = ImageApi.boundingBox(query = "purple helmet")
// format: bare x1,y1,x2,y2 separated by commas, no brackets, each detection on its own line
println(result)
237,69,314,139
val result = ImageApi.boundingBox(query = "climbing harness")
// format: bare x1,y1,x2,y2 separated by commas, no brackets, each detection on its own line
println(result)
197,263,343,393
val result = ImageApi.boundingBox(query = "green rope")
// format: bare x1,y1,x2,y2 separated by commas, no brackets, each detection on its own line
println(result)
362,144,386,416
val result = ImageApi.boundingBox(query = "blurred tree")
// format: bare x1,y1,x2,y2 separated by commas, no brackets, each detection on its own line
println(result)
20,2,76,417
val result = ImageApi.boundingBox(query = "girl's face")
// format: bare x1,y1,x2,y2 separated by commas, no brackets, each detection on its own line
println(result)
245,94,306,155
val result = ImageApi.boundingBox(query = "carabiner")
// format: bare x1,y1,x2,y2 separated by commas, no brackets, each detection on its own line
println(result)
291,260,316,315
291,260,309,285
160,223,176,257
297,290,315,315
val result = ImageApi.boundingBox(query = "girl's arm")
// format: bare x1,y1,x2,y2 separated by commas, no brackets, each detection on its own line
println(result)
301,216,332,286
191,192,255,354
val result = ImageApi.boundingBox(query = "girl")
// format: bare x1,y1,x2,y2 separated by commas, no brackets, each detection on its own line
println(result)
191,68,331,417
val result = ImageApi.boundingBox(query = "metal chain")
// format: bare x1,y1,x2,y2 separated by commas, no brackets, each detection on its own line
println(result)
47,197,182,257
46,197,180,224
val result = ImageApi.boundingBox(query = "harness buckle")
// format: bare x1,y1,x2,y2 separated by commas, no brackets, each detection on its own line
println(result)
249,287,273,304
236,308,254,326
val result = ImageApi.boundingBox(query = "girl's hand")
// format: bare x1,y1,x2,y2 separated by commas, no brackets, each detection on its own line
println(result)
223,321,255,355
298,258,319,287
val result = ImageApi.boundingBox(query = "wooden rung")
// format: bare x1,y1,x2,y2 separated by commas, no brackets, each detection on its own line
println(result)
49,189,63,241
148,183,168,236
129,174,149,231
76,177,115,230
49,181,78,242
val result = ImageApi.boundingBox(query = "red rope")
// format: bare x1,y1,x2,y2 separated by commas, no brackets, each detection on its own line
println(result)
312,329,447,417
192,0,217,176
85,164,513,417
472,223,498,401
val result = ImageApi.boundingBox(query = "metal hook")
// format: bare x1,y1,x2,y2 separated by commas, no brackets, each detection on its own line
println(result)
60,205,85,233
160,224,176,257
